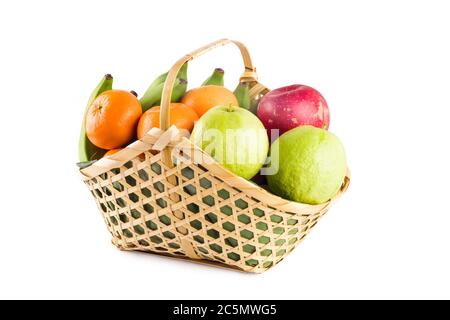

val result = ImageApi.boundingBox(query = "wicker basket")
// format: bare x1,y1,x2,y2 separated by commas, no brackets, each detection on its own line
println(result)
80,39,350,273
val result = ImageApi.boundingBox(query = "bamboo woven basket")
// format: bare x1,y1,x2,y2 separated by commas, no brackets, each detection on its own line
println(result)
80,39,350,273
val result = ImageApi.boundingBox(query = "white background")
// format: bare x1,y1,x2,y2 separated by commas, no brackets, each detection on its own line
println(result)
1,0,449,299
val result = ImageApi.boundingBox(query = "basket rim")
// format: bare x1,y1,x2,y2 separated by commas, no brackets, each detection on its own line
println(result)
79,135,350,216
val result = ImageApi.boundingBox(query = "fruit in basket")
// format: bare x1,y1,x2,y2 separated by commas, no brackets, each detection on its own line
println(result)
257,84,329,139
267,125,346,204
233,82,252,112
78,74,113,162
202,68,224,86
191,105,269,179
181,85,238,117
86,90,142,150
103,148,122,157
140,63,188,111
137,103,198,139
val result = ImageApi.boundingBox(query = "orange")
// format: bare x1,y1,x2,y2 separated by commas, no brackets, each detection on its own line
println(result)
181,85,238,116
103,148,122,157
104,148,146,161
86,90,142,150
137,103,198,139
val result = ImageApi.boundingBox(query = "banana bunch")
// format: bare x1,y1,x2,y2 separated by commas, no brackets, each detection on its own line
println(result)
139,63,188,111
78,74,113,162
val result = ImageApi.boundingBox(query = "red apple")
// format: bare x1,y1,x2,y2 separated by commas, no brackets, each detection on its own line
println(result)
257,85,330,140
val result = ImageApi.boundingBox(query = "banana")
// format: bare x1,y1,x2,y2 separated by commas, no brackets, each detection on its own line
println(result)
78,74,113,162
140,63,188,111
201,68,224,86
233,82,252,112
140,78,188,111
147,62,187,91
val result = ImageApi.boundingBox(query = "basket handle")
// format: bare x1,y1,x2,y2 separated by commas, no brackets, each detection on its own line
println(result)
159,38,256,131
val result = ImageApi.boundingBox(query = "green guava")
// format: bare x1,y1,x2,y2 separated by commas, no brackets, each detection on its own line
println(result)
267,125,346,204
191,105,269,180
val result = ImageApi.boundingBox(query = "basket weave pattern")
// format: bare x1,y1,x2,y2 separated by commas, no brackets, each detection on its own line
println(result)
81,39,350,273
85,138,337,273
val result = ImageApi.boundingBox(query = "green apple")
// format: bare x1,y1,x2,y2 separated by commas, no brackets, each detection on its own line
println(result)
267,125,347,204
191,105,269,179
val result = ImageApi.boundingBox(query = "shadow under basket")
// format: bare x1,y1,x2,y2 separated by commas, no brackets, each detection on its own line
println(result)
79,39,350,273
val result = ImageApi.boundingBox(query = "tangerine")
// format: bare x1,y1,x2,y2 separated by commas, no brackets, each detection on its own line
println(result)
137,103,199,139
86,90,142,150
103,148,122,157
181,85,238,116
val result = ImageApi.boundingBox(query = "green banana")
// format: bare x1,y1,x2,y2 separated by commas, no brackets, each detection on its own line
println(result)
233,82,252,112
140,78,188,112
78,74,113,162
146,62,188,91
201,68,224,86
139,63,188,111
